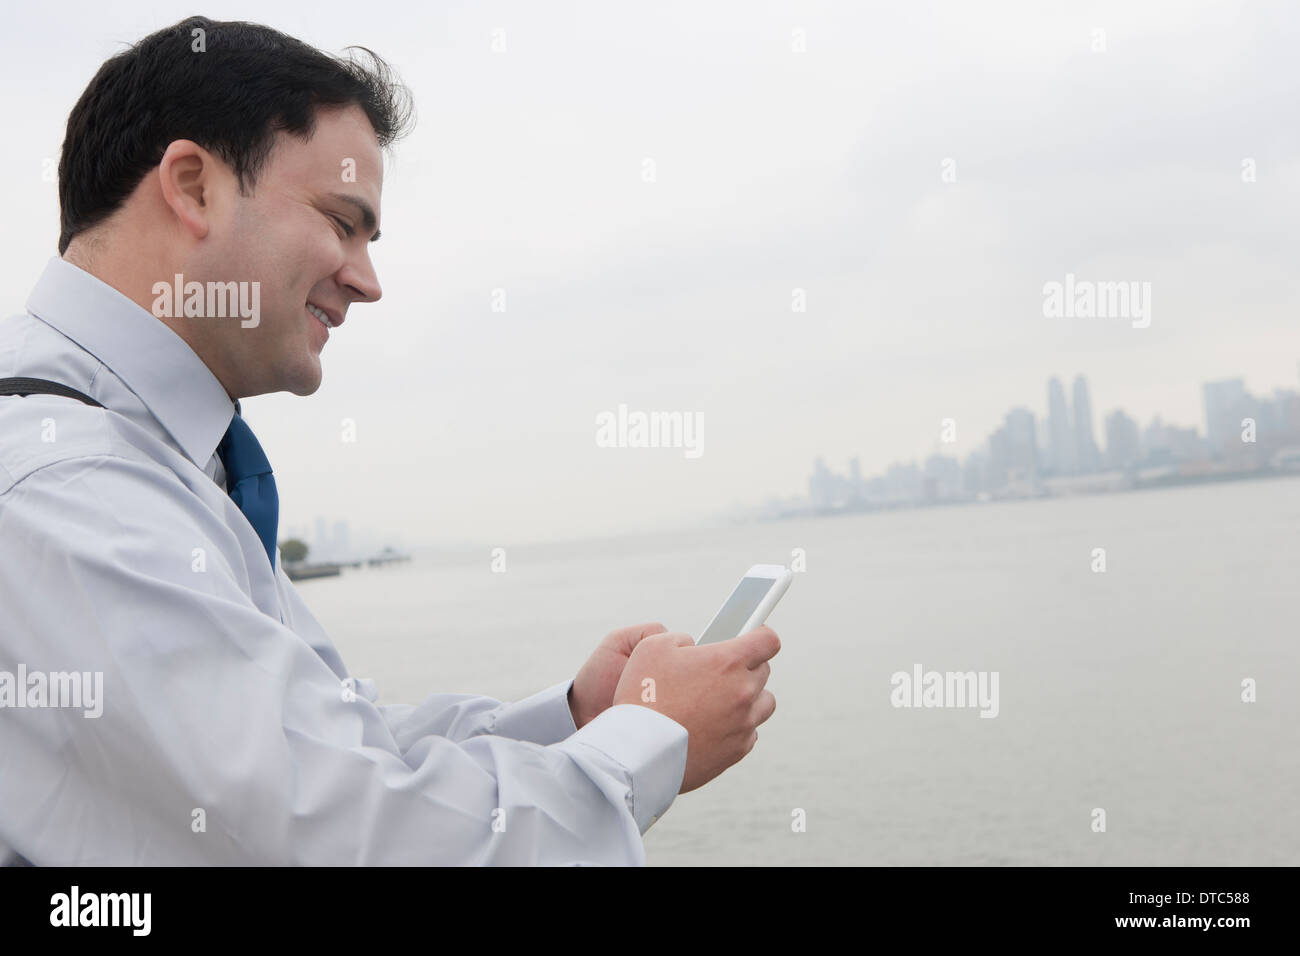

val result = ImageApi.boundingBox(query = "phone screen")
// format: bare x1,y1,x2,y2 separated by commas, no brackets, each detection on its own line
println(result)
697,576,776,644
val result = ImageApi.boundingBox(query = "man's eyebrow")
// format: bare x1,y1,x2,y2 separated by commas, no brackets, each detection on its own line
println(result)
328,192,382,243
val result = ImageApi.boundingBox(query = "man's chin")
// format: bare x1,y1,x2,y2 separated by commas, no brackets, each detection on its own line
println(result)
283,359,323,397
288,374,323,397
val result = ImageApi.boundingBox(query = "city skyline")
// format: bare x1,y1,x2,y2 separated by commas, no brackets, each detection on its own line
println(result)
796,365,1300,516
285,363,1300,553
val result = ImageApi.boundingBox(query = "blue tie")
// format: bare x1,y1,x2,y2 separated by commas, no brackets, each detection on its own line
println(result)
217,408,279,572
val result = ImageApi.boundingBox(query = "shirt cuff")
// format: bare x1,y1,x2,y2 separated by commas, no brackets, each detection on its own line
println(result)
557,704,689,834
486,678,579,747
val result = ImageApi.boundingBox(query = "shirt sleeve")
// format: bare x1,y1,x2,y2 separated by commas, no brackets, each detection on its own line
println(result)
375,677,581,749
0,454,688,864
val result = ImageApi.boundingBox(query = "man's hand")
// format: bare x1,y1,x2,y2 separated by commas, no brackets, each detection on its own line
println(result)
568,622,668,729
612,626,780,793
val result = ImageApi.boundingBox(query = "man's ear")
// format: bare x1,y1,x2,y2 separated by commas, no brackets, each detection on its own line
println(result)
157,140,215,241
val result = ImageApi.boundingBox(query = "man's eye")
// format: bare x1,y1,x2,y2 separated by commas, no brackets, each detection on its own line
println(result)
329,214,354,237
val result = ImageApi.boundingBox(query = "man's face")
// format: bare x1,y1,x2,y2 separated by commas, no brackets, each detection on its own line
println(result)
192,104,384,398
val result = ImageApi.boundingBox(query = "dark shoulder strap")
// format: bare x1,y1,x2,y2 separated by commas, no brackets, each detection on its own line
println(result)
0,377,105,408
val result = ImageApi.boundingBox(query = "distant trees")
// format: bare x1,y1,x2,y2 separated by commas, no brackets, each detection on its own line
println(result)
280,538,309,563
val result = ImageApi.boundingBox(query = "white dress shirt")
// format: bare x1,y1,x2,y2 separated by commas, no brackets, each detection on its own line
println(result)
0,257,688,865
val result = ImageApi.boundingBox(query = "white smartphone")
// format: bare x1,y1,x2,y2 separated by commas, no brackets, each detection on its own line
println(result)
695,564,793,645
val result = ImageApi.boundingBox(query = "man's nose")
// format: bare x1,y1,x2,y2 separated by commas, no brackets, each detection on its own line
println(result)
340,250,382,304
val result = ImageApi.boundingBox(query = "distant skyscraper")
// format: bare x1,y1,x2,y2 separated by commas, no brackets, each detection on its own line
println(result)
962,448,988,496
1003,407,1039,479
332,520,351,561
987,426,1010,490
1203,379,1248,452
1072,376,1100,473
1047,376,1076,474
809,457,835,510
1257,388,1300,442
1103,409,1141,470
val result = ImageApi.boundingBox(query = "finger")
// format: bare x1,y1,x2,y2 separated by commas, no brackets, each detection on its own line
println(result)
751,660,771,686
750,690,776,726
615,622,667,653
673,632,696,647
734,626,780,668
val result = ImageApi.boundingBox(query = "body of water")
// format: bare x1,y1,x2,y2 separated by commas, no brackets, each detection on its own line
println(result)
306,476,1300,865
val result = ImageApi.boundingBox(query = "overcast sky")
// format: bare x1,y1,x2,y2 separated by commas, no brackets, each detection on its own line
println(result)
3,0,1297,550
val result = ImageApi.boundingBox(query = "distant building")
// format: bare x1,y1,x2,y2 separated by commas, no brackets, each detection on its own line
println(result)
848,457,864,503
809,457,837,510
883,461,922,503
1203,379,1249,454
1255,388,1300,445
1072,376,1100,474
962,449,989,497
987,427,1009,490
923,453,963,500
1004,407,1039,475
1201,379,1300,459
987,407,1039,493
1047,376,1076,475
1103,409,1141,470
306,516,356,562
1142,417,1204,465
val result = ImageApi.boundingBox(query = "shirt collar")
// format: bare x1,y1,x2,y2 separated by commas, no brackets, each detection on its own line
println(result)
25,257,236,470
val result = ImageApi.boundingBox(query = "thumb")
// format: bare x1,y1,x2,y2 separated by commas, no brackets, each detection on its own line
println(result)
674,632,696,647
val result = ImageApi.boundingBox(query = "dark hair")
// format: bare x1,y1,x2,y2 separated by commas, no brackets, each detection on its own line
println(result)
57,15,414,254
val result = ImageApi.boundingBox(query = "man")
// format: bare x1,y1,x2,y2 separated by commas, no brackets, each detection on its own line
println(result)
0,16,779,865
